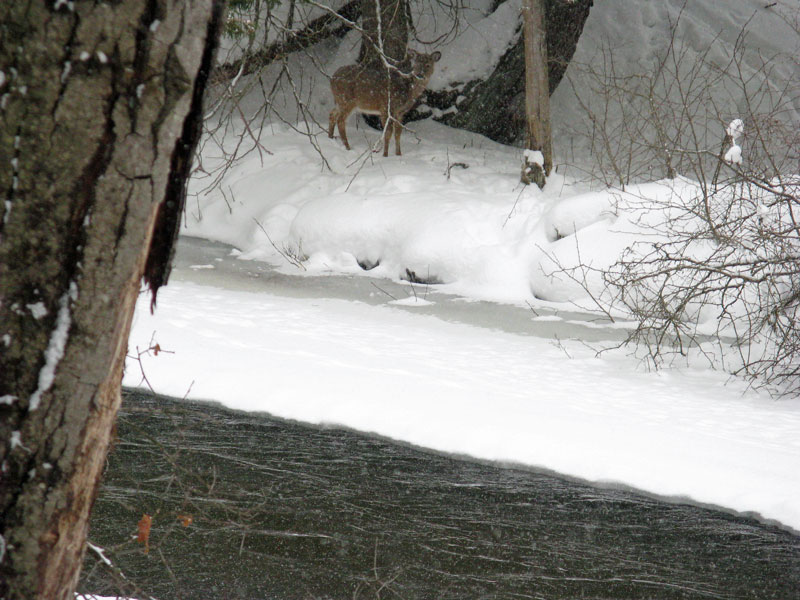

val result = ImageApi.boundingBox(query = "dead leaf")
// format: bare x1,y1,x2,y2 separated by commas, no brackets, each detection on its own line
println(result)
177,514,193,527
137,514,152,554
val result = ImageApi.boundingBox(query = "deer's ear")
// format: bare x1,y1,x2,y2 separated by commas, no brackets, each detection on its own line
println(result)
431,51,442,62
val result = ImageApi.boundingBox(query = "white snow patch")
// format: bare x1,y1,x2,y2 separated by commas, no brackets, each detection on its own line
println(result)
724,144,742,165
86,542,113,568
28,282,78,411
26,301,47,320
726,118,744,140
0,395,17,405
9,431,29,452
60,60,71,84
524,149,544,166
389,296,434,307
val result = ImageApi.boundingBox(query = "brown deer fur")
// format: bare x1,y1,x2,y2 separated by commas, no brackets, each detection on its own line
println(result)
328,49,441,156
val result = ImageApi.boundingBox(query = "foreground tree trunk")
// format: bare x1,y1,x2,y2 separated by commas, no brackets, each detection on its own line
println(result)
521,0,553,185
0,1,224,598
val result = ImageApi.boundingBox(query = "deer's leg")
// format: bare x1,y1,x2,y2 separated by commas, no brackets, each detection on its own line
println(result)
328,108,338,139
337,105,353,150
381,111,392,157
393,117,403,156
377,117,385,151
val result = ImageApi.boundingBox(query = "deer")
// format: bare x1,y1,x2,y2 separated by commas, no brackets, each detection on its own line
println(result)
328,49,442,157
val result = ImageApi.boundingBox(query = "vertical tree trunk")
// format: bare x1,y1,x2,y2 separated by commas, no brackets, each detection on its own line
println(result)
0,1,223,598
521,0,553,184
359,0,409,67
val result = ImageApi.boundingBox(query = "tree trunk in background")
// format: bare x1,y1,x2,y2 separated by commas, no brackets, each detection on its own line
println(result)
428,0,592,146
0,1,223,598
522,0,553,181
359,0,410,66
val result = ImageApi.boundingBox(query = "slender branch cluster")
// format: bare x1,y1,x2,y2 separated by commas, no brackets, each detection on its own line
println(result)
565,9,800,394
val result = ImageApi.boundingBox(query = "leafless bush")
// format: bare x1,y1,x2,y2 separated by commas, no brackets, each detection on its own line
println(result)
565,7,800,394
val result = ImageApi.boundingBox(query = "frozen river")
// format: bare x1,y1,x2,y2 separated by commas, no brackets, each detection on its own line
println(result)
168,236,632,343
90,236,800,598
82,390,800,599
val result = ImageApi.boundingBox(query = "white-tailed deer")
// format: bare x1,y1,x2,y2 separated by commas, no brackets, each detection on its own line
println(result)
328,49,441,157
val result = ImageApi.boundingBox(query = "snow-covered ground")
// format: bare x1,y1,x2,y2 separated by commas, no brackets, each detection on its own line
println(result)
126,272,800,532
124,0,800,533
124,120,800,533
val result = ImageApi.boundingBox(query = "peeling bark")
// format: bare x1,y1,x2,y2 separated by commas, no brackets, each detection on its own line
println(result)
0,1,223,598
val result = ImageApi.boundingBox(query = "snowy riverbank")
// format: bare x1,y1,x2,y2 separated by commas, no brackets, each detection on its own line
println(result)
124,245,800,533
124,0,799,533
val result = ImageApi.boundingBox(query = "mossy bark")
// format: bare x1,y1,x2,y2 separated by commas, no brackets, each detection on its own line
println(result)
0,1,223,598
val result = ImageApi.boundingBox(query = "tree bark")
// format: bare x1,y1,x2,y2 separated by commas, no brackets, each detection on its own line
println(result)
522,0,553,181
359,0,409,67
0,1,224,598
430,0,591,146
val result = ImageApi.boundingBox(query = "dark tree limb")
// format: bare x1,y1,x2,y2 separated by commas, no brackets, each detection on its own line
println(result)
211,0,363,85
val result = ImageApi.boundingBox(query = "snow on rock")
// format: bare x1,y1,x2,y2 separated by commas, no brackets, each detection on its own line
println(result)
186,120,735,314
187,120,558,304
425,0,522,90
549,1,798,168
541,189,617,242
523,149,544,167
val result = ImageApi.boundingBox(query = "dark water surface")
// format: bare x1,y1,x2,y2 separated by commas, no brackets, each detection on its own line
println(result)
81,390,800,600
